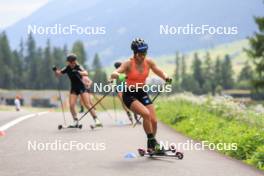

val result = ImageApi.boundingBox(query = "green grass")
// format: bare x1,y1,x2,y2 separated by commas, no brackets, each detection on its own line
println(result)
156,99,264,170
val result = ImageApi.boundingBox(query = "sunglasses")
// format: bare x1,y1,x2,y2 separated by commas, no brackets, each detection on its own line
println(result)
137,52,147,56
68,60,76,63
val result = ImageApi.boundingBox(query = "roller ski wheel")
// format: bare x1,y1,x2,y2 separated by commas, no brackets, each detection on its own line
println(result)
138,148,146,156
147,148,155,156
78,124,83,129
57,124,82,130
170,144,176,153
90,123,103,130
90,125,95,130
58,125,63,130
176,152,184,159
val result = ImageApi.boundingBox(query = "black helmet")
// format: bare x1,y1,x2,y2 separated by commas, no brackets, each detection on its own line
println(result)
131,38,148,54
114,62,122,69
66,53,77,62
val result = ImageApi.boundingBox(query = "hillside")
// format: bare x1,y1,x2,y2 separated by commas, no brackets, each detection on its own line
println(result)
4,0,263,64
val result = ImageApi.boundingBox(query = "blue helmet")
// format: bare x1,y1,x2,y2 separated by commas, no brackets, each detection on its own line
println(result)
131,38,148,54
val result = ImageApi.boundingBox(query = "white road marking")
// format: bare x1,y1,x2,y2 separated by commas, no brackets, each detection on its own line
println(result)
0,112,48,131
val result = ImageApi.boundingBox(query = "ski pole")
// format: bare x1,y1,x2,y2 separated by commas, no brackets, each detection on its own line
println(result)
77,92,110,122
93,93,114,119
52,66,67,126
133,79,172,127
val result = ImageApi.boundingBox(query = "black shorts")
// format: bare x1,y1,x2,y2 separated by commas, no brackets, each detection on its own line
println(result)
70,87,90,95
122,88,152,108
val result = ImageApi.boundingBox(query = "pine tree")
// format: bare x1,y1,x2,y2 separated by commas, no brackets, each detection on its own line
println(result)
72,41,87,67
18,38,24,63
53,47,69,90
39,40,56,89
12,50,23,88
172,52,181,92
236,62,254,89
91,53,107,91
238,62,254,82
192,53,204,90
63,44,68,55
214,56,222,88
0,32,14,88
203,52,215,94
246,14,264,90
181,54,186,78
180,54,188,91
181,75,200,94
18,38,26,88
174,52,180,82
24,33,37,88
221,54,234,89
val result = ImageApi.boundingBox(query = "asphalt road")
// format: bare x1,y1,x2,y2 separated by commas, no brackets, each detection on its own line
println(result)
0,111,263,176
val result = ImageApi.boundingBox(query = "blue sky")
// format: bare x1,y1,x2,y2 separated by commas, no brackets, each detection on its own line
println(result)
0,0,50,29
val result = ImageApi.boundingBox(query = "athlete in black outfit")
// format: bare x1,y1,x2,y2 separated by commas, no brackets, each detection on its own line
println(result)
54,53,102,127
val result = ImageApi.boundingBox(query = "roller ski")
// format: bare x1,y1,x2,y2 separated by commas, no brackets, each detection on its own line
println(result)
90,118,103,130
58,124,83,130
138,142,184,159
58,118,82,130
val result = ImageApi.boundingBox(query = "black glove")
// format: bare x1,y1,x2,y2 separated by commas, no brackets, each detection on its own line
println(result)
165,78,172,84
52,66,57,71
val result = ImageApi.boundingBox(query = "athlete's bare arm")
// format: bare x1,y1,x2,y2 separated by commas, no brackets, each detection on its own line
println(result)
148,59,168,80
55,69,63,77
111,60,130,79
78,66,88,76
78,70,88,76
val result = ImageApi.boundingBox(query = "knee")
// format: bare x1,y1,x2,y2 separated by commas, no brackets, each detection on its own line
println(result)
141,110,150,120
83,101,92,108
151,117,157,124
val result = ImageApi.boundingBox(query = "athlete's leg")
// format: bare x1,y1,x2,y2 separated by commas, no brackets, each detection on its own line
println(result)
144,104,164,153
80,92,96,116
130,101,152,134
146,104,157,136
117,92,130,111
130,101,159,149
80,92,101,125
117,92,133,123
69,93,78,121
79,98,84,113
